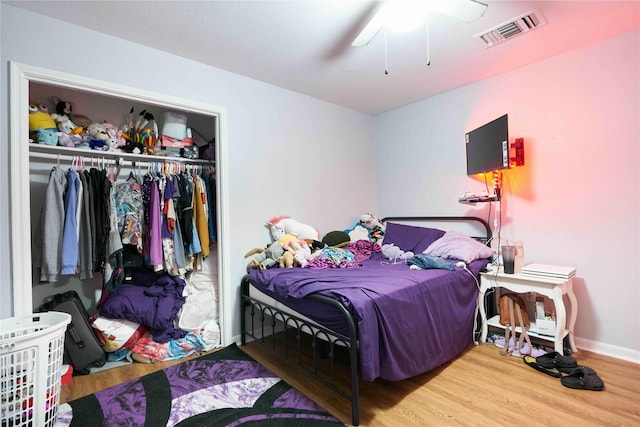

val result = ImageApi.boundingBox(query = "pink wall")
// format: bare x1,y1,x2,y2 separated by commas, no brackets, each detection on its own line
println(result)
375,30,640,360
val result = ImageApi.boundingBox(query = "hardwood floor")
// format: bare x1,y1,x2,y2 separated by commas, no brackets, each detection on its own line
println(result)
61,342,640,426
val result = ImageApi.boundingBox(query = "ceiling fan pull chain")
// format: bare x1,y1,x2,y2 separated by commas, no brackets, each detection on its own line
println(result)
426,13,431,66
384,26,389,75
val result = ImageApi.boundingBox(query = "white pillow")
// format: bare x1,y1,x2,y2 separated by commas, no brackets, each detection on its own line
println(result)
422,230,495,263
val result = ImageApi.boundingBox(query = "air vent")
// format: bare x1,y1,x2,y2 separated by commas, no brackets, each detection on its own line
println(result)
475,9,547,48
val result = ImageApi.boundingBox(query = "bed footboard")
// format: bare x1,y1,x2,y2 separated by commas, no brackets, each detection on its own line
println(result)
240,275,360,426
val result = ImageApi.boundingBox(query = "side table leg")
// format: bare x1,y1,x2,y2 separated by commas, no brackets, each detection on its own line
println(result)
479,290,488,343
566,280,578,353
552,288,566,354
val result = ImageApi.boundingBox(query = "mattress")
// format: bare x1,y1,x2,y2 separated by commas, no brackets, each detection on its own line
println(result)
248,281,353,337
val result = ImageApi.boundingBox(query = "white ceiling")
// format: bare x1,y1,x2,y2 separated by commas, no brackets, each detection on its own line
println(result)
5,1,640,114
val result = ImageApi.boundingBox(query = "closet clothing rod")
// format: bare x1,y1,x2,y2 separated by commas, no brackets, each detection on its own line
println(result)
29,151,204,170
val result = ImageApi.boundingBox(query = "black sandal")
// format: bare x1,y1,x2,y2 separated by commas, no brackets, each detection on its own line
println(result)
561,366,605,391
536,351,577,373
523,355,562,378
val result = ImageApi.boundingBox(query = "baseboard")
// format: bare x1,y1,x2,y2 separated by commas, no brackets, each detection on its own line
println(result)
234,331,640,365
231,333,242,345
574,337,640,364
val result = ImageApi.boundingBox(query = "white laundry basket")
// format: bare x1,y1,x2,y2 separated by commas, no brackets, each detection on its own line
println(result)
1,312,71,427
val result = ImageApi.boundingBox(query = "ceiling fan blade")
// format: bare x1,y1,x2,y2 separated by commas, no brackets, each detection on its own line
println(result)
429,0,488,23
351,0,487,47
351,5,386,47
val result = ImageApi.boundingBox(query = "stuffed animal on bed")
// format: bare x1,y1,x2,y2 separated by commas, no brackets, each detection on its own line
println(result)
267,216,320,241
381,243,414,263
359,213,386,243
279,251,295,268
276,233,300,248
244,241,286,272
286,240,312,268
344,222,370,242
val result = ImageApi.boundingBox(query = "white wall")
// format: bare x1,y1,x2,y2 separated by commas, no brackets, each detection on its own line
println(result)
0,5,376,339
374,30,640,360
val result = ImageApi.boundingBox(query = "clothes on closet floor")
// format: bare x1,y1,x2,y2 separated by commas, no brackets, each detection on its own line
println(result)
34,164,217,286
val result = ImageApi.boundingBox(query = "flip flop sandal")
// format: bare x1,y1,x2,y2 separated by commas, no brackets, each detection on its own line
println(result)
560,366,605,391
536,351,577,371
523,355,562,378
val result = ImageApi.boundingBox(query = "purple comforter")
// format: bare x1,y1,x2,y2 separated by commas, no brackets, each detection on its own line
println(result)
250,252,486,382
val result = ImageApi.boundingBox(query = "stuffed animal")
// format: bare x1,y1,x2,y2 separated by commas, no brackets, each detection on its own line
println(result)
70,114,92,129
106,136,120,151
28,103,57,142
103,121,126,148
279,251,295,268
289,240,312,268
277,233,300,248
267,216,319,241
36,128,60,145
244,241,286,272
322,230,351,248
58,133,84,148
101,122,124,152
381,243,414,263
87,137,108,150
344,222,370,242
51,96,73,116
359,213,386,243
123,139,145,154
86,123,110,150
51,113,81,136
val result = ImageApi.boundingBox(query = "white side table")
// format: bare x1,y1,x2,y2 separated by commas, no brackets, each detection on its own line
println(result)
478,269,578,353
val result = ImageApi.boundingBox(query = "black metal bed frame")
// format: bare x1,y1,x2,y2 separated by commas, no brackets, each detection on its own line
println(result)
240,216,492,427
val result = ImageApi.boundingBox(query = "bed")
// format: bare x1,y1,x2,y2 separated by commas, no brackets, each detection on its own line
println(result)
240,216,493,426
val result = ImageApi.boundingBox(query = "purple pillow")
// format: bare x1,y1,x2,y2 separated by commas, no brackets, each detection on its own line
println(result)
423,230,496,262
382,222,445,254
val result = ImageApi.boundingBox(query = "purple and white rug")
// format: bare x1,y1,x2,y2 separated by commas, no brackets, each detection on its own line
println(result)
54,343,345,426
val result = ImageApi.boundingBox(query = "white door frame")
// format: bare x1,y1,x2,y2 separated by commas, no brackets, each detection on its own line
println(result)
8,61,231,346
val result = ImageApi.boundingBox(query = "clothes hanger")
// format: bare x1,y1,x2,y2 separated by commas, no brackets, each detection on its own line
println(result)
128,161,137,181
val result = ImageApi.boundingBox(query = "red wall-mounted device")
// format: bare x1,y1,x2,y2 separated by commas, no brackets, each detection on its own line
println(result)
510,138,525,167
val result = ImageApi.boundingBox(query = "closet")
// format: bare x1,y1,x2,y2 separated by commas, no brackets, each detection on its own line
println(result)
9,62,230,350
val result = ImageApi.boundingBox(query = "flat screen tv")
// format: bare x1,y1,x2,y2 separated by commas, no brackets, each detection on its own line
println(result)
465,114,509,175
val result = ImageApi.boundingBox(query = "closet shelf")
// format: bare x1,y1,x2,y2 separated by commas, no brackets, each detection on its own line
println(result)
29,143,214,166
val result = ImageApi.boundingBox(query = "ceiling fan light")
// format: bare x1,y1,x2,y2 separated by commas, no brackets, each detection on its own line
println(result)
383,2,427,33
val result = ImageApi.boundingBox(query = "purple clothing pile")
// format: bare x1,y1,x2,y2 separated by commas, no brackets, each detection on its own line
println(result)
100,268,187,343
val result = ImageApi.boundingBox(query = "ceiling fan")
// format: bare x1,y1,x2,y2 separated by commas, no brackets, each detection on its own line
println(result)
351,0,489,47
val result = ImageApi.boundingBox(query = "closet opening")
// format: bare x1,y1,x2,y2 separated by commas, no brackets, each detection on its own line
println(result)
9,62,231,348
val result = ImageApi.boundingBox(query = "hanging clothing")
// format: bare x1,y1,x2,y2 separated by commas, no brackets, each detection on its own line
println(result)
35,162,212,283
192,174,209,257
35,167,66,282
83,170,97,270
146,175,163,268
114,178,144,253
60,169,79,274
105,178,125,291
90,167,109,273
172,215,187,274
201,170,217,243
77,171,94,280
175,172,194,250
